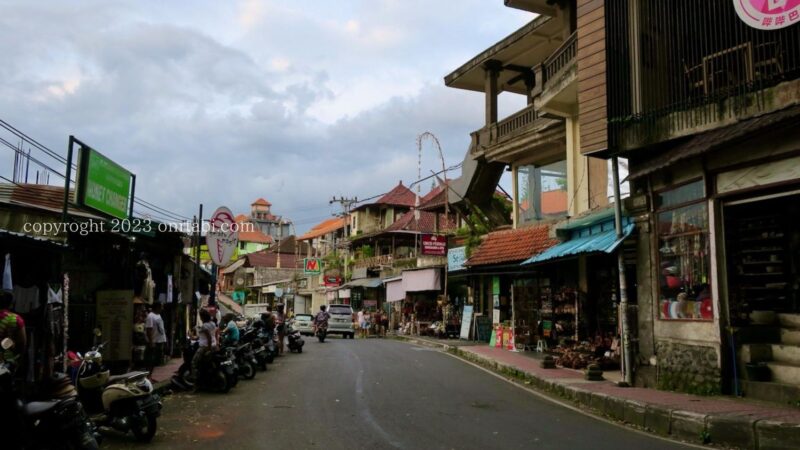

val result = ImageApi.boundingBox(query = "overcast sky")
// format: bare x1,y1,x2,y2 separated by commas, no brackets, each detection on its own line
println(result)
0,0,531,232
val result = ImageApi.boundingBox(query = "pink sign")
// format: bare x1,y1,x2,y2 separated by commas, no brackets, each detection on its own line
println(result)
207,206,238,267
733,0,800,30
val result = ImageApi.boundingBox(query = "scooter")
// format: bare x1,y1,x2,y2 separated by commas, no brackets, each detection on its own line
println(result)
314,321,328,344
74,340,161,442
229,342,257,380
288,323,306,351
241,328,269,371
0,338,99,450
175,340,237,393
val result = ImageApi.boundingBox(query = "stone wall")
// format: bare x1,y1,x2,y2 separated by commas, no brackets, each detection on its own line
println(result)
656,341,721,395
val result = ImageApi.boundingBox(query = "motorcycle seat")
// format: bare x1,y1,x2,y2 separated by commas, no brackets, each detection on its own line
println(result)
107,371,148,384
23,400,59,417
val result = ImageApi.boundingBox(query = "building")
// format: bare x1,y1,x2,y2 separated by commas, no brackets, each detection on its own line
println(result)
248,198,292,241
572,0,800,399
234,214,273,255
297,217,347,314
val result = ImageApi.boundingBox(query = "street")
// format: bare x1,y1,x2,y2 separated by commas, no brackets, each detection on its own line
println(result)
102,339,692,450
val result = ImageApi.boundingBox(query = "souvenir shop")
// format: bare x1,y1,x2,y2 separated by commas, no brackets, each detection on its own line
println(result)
387,267,446,336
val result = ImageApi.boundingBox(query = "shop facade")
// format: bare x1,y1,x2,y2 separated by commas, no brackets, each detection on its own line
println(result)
626,107,800,397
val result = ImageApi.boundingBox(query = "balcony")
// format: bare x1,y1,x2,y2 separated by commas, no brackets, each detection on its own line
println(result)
537,31,577,117
352,254,393,269
469,103,565,165
605,0,800,151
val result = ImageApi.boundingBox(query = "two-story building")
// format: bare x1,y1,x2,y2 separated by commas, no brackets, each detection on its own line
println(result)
576,0,800,399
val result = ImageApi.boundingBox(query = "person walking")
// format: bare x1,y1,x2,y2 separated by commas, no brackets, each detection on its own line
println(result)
145,302,167,375
274,304,286,355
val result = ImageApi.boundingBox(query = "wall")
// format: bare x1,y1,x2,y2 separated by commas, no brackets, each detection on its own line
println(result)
577,0,608,154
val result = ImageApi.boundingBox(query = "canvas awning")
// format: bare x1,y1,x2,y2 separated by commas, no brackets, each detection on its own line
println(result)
342,277,383,289
385,278,405,303
401,268,441,292
523,219,634,265
220,258,246,274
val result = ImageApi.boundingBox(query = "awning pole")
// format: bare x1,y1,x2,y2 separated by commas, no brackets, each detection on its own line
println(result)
612,156,633,386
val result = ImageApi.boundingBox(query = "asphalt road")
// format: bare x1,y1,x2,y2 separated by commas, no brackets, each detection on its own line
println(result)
102,338,693,450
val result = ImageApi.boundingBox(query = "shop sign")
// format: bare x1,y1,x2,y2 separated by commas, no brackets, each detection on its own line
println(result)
207,206,239,267
304,258,322,275
733,0,800,30
96,290,133,361
421,234,447,256
323,276,342,287
447,246,467,272
76,146,133,219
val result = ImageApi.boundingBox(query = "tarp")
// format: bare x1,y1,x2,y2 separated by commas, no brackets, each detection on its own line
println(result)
402,268,441,292
385,279,405,302
343,277,383,289
523,221,634,265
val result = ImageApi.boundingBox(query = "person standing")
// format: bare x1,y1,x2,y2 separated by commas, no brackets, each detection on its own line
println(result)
274,304,286,355
357,308,365,338
145,303,167,375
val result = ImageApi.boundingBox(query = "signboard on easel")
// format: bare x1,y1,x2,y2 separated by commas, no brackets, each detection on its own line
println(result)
459,304,474,340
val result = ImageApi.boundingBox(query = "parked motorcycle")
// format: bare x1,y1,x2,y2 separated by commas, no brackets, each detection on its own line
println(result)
240,328,269,371
230,342,257,380
73,341,161,442
0,338,99,450
175,340,236,393
287,324,306,351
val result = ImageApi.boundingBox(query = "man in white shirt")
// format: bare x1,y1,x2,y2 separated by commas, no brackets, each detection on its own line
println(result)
145,302,167,375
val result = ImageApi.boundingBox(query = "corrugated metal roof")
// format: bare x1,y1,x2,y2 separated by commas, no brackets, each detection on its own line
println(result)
0,228,68,248
523,222,634,265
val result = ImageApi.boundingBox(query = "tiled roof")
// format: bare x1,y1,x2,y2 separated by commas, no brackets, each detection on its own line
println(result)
245,251,301,269
269,235,310,254
235,215,273,244
418,183,447,211
465,225,556,267
375,182,417,207
252,198,272,207
384,210,456,233
298,217,345,241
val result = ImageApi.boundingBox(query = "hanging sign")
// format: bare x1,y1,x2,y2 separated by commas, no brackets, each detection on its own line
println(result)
323,276,342,287
733,0,800,30
76,146,133,219
207,206,239,267
304,258,322,275
421,234,447,256
448,246,467,272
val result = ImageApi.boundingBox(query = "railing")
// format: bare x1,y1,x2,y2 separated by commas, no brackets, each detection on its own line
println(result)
496,103,539,139
352,254,393,269
606,0,800,150
543,31,577,88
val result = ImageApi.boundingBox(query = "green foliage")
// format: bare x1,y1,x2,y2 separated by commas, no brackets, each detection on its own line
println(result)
323,251,342,270
359,245,374,259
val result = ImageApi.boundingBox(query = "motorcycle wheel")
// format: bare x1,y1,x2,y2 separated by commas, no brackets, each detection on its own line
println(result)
318,334,326,343
68,423,100,450
240,362,256,380
297,347,303,353
179,366,195,389
131,414,158,443
214,371,230,393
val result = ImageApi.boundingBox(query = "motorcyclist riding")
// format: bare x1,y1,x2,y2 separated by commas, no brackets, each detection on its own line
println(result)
313,305,330,332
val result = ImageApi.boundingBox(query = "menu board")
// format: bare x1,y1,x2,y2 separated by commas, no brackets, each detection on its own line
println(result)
96,290,134,361
459,305,474,340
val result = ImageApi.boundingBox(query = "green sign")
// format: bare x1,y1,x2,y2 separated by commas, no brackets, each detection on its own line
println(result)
492,276,500,296
78,147,132,219
303,258,322,275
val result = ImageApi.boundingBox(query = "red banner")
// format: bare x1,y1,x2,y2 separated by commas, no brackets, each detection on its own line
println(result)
421,234,447,256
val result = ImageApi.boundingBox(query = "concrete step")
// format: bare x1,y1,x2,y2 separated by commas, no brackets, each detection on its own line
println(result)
780,328,800,345
778,313,800,329
741,379,800,405
771,344,800,365
740,343,772,364
766,361,800,385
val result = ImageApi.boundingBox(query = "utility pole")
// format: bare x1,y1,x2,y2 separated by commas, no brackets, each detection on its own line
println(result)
330,196,358,281
612,156,633,386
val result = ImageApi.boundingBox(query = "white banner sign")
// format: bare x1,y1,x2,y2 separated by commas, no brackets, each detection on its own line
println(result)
207,206,239,267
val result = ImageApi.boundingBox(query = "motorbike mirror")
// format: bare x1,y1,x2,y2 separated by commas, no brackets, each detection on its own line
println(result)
1,337,14,350
94,328,102,337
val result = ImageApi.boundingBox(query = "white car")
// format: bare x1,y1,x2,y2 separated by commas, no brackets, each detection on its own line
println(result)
292,314,314,335
327,304,355,339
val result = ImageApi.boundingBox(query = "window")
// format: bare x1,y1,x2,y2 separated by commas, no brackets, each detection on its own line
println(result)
656,180,713,321
516,160,568,224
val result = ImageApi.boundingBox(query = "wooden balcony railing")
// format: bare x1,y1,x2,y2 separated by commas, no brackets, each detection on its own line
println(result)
352,254,393,269
497,103,538,139
542,31,577,89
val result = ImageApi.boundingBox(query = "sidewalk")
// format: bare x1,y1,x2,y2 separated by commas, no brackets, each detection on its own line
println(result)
150,357,182,393
395,335,800,449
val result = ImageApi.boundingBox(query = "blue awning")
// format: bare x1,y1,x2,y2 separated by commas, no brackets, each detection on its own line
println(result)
522,220,634,265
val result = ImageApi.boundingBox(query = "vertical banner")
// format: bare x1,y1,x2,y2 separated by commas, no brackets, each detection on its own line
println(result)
492,276,501,325
96,290,134,361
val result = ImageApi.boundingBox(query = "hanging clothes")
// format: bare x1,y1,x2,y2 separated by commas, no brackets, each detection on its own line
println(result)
2,254,11,291
47,286,63,304
13,285,40,314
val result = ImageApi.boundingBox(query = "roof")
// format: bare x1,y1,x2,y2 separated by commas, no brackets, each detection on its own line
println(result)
245,251,301,269
0,183,104,220
268,235,310,255
234,215,273,244
355,182,416,212
383,210,456,234
418,181,457,212
220,257,246,274
524,222,634,265
465,225,556,267
252,198,271,207
298,217,346,241
628,104,800,180
444,15,564,95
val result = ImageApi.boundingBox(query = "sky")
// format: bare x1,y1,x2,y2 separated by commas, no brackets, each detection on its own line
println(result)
0,0,533,233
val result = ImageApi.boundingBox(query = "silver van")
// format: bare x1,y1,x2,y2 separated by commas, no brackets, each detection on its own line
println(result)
327,304,355,339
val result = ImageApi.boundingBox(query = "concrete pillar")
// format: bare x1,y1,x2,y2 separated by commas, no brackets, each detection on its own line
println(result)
512,164,519,229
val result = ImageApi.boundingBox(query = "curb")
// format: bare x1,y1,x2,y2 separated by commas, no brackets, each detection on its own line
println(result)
394,335,800,450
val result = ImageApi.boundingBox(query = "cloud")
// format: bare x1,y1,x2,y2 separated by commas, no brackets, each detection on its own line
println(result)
0,0,533,232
